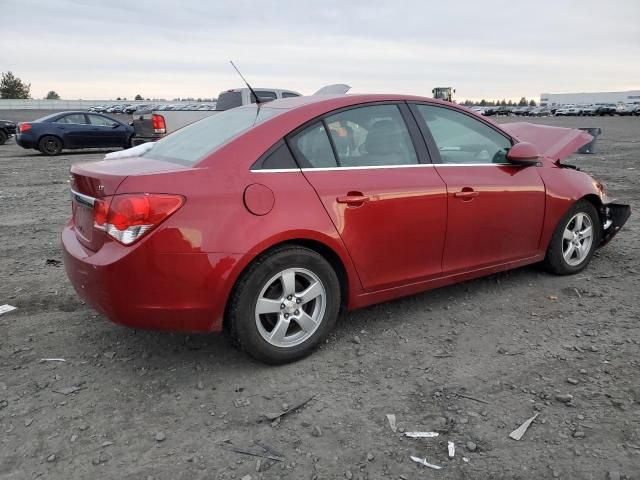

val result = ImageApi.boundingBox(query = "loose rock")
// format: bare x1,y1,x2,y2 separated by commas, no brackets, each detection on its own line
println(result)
555,394,573,403
466,441,477,452
155,432,166,442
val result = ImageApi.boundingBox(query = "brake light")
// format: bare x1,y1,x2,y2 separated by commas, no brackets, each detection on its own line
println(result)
19,123,31,133
152,114,166,134
93,193,184,245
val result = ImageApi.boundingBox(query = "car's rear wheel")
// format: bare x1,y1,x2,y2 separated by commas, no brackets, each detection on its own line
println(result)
227,246,340,364
38,135,63,156
543,200,601,275
0,130,7,145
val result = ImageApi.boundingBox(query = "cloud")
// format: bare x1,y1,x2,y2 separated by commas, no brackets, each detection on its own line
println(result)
3,0,639,101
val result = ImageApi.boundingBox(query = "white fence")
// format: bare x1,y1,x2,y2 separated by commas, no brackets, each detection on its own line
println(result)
0,99,172,110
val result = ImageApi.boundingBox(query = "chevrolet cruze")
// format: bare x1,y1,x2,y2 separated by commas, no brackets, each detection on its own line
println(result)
62,94,630,363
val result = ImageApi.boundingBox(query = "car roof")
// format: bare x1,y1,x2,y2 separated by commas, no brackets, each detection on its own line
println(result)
263,93,452,112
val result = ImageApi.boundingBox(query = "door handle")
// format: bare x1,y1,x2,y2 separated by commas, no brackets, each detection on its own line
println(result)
336,193,369,205
454,189,479,200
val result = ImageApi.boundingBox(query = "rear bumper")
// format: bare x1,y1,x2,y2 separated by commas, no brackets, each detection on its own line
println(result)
15,134,37,149
600,203,631,246
61,223,244,333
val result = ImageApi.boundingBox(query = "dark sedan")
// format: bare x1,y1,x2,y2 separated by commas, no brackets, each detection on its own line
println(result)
16,111,135,156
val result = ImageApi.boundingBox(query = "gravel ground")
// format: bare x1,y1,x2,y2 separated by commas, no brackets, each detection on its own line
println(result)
1,111,639,480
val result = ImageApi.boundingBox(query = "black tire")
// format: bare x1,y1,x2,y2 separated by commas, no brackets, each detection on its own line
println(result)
227,245,341,364
38,135,63,156
543,200,601,275
0,130,7,145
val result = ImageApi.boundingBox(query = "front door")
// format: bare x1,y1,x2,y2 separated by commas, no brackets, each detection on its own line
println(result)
87,114,126,147
410,103,546,274
288,103,448,291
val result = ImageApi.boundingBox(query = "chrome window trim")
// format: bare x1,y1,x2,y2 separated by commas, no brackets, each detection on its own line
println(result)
70,188,96,207
249,163,515,173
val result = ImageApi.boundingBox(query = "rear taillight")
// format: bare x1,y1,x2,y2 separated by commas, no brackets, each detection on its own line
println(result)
152,114,166,134
19,123,32,133
93,193,184,245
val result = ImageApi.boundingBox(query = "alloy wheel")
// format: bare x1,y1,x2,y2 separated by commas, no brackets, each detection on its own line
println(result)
254,267,326,348
562,212,594,266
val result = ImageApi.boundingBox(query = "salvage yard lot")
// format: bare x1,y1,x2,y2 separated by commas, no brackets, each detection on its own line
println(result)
1,113,639,479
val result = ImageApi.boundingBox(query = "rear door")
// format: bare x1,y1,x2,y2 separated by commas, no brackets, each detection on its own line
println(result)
87,114,127,147
52,113,92,148
288,103,447,291
410,103,546,274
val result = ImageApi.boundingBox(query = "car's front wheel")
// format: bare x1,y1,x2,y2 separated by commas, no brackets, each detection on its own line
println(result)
227,246,341,364
543,200,601,275
38,135,63,156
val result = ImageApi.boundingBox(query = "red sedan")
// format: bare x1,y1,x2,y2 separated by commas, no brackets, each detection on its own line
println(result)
62,94,630,363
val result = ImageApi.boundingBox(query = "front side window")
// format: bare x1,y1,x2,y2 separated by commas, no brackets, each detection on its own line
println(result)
56,114,87,124
143,106,279,166
414,105,511,164
88,115,115,126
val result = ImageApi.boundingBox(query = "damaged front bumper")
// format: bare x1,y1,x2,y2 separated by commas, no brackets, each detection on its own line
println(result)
600,202,631,246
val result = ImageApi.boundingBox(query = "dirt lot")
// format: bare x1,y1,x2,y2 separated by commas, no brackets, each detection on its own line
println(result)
1,111,639,480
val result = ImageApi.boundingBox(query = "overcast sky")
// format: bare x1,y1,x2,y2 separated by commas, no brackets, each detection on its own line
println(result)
3,0,639,101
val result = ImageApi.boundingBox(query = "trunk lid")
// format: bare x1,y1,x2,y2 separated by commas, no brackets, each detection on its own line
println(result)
501,122,593,161
70,156,190,251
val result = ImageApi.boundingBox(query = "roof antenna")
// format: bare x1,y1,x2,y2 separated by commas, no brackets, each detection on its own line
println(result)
229,60,262,105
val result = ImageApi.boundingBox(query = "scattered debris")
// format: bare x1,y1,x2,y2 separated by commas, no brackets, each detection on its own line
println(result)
448,441,455,458
234,397,251,408
311,425,322,437
45,259,61,266
555,394,573,403
103,351,116,359
46,454,56,462
223,445,284,462
463,457,470,463
386,414,397,433
39,358,66,363
455,393,490,405
262,395,315,422
0,304,17,316
547,295,558,300
405,431,439,438
509,413,539,441
466,441,477,452
567,378,579,385
155,432,166,442
53,385,85,396
366,452,374,461
410,455,442,470
0,400,8,410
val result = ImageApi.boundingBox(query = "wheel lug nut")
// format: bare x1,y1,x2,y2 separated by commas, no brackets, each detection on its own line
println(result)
284,313,289,318
280,304,285,309
296,298,301,304
287,295,292,300
295,310,299,315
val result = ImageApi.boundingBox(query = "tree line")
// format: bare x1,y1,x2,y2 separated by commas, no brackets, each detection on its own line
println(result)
460,97,537,107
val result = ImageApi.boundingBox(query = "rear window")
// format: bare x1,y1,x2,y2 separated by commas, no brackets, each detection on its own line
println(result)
216,91,242,110
142,107,279,166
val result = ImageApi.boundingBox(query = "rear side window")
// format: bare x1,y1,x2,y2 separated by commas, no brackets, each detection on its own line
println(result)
56,114,87,124
250,91,278,103
143,107,279,166
282,92,300,98
216,91,242,110
289,122,337,168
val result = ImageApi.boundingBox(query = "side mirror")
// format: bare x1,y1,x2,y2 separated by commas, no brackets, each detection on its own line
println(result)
507,142,540,166
111,122,120,128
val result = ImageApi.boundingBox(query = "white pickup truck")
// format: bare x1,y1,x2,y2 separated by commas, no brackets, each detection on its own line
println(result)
131,87,302,145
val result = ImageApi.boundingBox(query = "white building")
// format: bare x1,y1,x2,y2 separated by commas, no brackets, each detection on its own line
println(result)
540,90,640,107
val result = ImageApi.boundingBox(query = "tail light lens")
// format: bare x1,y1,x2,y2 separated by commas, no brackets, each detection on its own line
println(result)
152,114,166,134
93,193,184,245
19,123,32,133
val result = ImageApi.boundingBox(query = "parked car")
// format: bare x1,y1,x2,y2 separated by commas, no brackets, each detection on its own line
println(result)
16,111,135,156
132,87,301,145
0,119,17,144
616,104,633,116
529,107,550,117
595,104,616,116
554,105,574,116
62,94,630,363
580,105,597,116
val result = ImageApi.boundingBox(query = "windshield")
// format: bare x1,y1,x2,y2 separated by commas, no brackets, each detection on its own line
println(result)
142,106,279,166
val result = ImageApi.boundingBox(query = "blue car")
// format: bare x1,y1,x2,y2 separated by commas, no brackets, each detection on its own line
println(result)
16,111,135,156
